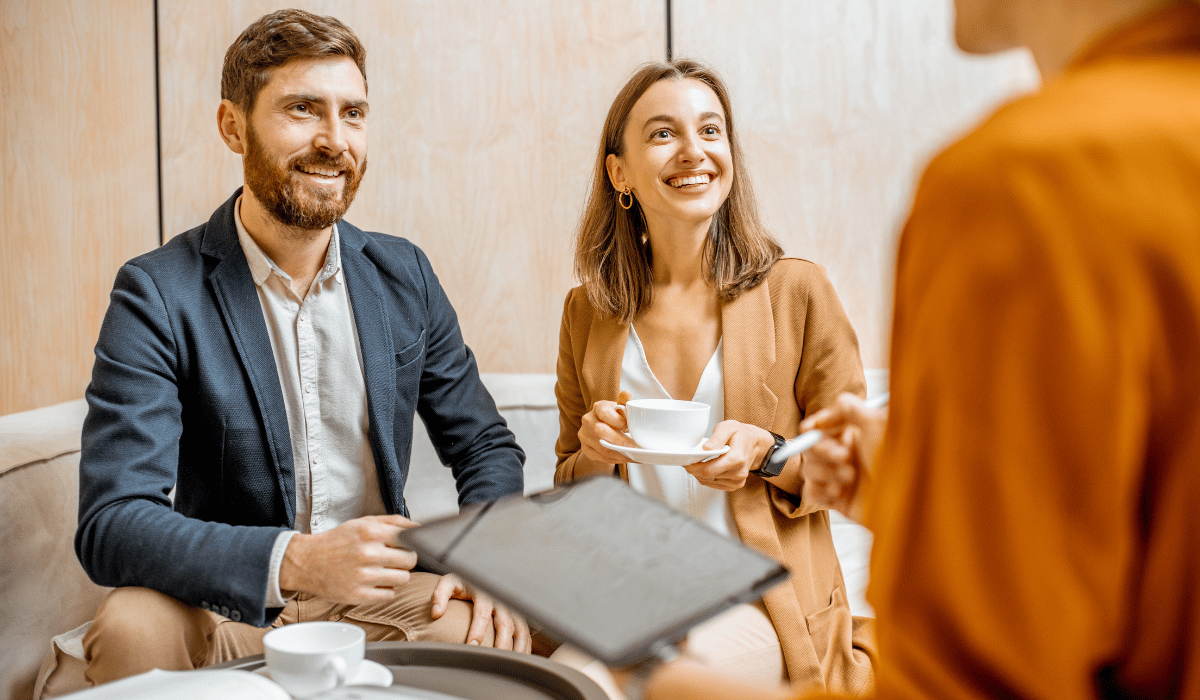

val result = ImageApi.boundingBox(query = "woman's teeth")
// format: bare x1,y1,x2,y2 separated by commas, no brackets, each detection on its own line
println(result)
669,174,712,188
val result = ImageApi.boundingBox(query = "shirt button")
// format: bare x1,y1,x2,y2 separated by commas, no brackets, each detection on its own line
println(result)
304,385,312,393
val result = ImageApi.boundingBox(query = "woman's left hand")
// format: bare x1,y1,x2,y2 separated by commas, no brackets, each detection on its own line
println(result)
682,420,774,491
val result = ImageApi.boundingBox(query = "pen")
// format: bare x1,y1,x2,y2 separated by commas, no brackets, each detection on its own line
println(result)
768,393,890,466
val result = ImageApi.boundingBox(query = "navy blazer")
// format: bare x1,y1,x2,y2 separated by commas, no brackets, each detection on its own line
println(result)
76,190,524,626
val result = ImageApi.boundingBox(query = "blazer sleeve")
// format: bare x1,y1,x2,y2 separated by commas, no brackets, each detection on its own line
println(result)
793,264,867,417
553,288,613,483
76,263,284,627
410,246,525,506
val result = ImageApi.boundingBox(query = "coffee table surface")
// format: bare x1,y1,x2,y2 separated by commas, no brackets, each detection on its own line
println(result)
214,641,607,700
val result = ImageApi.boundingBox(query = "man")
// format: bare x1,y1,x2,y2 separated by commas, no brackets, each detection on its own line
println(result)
630,0,1200,698
76,9,529,685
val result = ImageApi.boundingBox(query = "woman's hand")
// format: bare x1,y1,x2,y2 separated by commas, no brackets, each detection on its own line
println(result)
578,400,637,465
798,392,888,523
683,420,775,491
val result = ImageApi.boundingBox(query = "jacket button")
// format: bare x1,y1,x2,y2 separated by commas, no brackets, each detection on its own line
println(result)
220,606,230,617
231,610,242,622
200,601,210,611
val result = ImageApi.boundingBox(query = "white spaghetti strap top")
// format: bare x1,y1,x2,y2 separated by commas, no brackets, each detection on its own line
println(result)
621,326,739,539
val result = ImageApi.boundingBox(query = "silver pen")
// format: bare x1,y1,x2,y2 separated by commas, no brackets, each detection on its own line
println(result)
769,393,890,466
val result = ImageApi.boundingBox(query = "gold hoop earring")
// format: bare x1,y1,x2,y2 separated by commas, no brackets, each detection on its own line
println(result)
618,187,634,210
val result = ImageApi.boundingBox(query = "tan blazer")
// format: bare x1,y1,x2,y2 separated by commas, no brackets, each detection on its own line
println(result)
554,258,876,694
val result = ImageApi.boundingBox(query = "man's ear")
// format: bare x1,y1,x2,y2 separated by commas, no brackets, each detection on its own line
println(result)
217,99,248,155
605,153,627,193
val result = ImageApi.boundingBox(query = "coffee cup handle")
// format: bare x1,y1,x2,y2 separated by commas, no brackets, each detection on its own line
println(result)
323,656,348,688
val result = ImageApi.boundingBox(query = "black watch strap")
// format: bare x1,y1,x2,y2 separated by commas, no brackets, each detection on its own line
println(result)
750,431,788,478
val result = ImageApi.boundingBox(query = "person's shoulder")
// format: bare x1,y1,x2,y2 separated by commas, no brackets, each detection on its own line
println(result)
932,55,1200,180
561,284,598,318
764,257,831,292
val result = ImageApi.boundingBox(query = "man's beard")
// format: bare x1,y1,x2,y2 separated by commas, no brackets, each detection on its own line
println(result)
243,124,367,232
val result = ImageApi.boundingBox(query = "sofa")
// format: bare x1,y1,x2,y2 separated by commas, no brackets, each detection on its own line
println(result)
0,371,881,700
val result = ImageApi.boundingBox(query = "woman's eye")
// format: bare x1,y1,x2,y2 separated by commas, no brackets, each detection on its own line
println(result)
652,129,671,139
703,126,720,136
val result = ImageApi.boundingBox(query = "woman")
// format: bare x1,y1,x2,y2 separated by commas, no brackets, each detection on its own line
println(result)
553,59,875,695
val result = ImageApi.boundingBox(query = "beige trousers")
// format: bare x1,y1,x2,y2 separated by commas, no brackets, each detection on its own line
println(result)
83,572,489,686
550,600,786,700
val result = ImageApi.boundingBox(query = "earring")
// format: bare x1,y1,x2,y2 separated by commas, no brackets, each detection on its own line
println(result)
618,187,634,210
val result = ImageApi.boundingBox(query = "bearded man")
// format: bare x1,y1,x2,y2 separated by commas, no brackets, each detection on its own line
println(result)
76,9,529,685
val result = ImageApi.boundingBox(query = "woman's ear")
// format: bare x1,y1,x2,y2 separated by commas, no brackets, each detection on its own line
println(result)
605,153,627,193
217,99,248,155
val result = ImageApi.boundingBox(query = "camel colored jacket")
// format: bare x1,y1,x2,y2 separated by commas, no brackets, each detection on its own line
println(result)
555,258,876,694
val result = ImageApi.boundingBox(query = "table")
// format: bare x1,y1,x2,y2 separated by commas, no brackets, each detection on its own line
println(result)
213,642,608,700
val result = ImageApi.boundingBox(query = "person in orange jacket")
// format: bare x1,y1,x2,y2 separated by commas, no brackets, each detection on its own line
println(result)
624,0,1200,698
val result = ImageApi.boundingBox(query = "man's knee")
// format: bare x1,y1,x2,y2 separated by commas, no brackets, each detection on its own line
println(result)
86,587,213,683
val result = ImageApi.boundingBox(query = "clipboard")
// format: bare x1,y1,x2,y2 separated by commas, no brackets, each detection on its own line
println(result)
398,476,789,666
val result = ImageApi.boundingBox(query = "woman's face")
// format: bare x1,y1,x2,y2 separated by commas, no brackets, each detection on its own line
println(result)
607,78,734,233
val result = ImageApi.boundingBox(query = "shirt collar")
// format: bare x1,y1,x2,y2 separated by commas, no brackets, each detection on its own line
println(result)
234,195,343,287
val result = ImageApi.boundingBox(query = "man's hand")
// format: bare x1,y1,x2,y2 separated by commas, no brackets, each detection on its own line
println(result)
799,393,888,523
430,573,532,653
279,514,419,604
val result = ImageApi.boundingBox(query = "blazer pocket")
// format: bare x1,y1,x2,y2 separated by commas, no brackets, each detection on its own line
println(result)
395,330,426,370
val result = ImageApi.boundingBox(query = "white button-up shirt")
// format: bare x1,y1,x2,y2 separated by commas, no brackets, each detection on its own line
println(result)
234,198,385,606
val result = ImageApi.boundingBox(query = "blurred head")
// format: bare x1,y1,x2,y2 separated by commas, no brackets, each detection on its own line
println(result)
575,59,782,323
220,10,369,231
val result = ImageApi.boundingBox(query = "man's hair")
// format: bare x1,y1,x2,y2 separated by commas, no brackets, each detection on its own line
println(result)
574,59,782,323
221,9,366,114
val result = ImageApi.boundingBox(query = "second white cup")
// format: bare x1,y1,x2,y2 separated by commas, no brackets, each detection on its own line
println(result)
620,399,710,452
263,621,365,698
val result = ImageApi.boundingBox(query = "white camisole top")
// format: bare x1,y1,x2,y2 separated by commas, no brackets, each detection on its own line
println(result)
621,326,739,539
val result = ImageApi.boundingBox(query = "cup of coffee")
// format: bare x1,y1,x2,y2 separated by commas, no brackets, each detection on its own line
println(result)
620,399,710,451
263,621,364,698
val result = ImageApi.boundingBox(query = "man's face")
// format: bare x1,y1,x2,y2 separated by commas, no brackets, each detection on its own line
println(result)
952,0,1021,54
242,56,368,231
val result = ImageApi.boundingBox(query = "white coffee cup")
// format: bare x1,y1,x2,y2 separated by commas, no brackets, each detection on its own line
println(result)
263,621,365,698
619,399,710,451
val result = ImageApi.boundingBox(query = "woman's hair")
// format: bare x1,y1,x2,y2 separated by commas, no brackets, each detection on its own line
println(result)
221,9,367,114
574,59,782,324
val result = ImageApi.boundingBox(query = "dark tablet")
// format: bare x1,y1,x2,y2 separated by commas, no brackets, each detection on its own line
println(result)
398,476,789,667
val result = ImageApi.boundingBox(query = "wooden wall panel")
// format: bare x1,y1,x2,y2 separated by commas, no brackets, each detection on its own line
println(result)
0,0,159,415
158,0,665,374
674,0,1040,368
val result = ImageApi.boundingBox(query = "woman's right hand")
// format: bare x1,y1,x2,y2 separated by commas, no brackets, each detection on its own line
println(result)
578,400,637,465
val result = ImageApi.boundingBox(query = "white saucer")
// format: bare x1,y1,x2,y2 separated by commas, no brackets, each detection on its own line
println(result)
599,437,730,466
255,659,393,693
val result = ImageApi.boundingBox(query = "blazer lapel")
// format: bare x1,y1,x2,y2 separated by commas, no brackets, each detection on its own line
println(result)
201,190,297,524
338,223,400,509
721,278,779,427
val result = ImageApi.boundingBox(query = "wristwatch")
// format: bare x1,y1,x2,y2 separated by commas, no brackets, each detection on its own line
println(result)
750,431,788,478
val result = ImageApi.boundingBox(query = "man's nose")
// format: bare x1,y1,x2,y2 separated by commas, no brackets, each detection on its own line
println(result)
314,114,348,155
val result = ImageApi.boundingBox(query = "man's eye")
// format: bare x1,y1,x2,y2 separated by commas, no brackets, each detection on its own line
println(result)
293,104,309,113
653,129,671,139
347,109,362,119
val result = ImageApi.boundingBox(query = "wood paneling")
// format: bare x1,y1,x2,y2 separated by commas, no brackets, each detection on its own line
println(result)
158,0,665,374
0,0,159,415
674,0,1040,368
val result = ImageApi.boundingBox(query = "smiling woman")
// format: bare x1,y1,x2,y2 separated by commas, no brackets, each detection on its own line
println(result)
553,60,874,695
